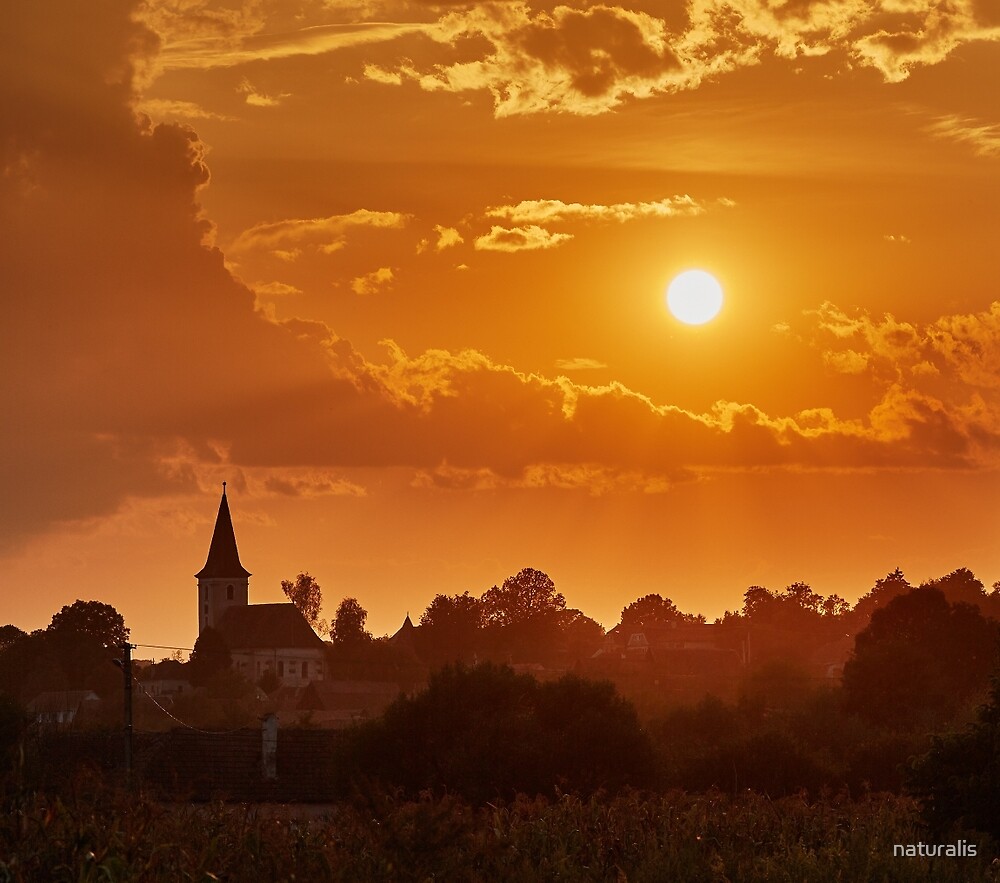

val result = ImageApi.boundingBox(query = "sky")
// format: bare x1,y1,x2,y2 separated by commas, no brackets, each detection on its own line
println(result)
2,0,999,653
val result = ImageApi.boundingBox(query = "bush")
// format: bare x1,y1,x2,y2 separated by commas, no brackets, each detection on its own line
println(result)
339,664,655,802
908,676,1000,839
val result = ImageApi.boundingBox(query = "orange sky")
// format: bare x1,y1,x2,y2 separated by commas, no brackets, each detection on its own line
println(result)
2,0,998,653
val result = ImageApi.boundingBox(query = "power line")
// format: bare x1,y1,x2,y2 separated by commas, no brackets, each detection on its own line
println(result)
134,643,194,652
135,682,253,736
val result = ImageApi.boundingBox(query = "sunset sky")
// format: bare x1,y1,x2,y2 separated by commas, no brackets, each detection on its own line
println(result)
2,0,998,652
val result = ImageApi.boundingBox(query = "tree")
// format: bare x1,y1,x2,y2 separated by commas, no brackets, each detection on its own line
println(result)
330,597,372,645
559,609,605,662
281,571,327,635
843,587,999,730
188,626,232,686
480,568,565,629
47,600,129,648
0,625,26,652
852,568,912,624
922,568,988,610
44,600,129,696
821,594,850,617
620,594,703,628
418,592,483,665
908,675,1000,839
781,582,823,614
740,586,777,620
340,664,655,802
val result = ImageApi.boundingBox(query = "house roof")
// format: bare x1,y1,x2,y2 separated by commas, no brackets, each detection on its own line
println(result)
217,604,325,651
389,614,416,646
297,680,399,712
195,486,251,579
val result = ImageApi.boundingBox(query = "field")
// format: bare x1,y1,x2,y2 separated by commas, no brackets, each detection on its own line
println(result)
2,782,998,882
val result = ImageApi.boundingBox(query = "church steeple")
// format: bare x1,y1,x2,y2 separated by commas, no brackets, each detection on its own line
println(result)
195,482,251,580
196,483,251,634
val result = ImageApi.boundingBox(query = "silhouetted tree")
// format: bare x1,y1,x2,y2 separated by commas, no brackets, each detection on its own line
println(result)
922,567,989,611
418,592,483,666
559,609,605,662
188,626,232,686
48,600,129,649
0,625,26,652
281,571,327,635
843,587,999,730
620,594,704,628
331,597,372,645
43,600,129,696
481,568,565,628
341,664,654,802
908,674,1000,839
851,568,912,626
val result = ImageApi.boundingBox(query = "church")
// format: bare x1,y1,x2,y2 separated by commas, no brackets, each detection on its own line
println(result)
196,484,326,686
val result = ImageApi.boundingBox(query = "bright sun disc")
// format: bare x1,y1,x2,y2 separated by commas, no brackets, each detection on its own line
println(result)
667,270,724,325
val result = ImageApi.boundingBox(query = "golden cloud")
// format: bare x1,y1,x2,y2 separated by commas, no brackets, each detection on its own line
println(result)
485,195,708,224
230,210,408,257
357,1,999,117
473,225,574,252
351,266,395,295
925,114,1000,158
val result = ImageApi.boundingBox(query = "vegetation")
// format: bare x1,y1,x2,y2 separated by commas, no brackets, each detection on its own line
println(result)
0,781,996,881
281,571,327,636
842,587,998,730
338,664,655,802
908,675,1000,840
5,564,1000,878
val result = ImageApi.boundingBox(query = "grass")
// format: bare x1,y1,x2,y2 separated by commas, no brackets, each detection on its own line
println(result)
1,779,997,881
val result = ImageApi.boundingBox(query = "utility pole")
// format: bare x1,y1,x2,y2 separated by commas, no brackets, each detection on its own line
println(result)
122,641,134,780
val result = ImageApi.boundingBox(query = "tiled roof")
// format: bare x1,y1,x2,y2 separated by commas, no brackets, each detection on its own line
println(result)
217,604,325,651
298,680,399,711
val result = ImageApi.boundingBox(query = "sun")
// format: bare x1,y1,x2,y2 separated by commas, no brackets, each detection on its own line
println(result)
666,270,724,325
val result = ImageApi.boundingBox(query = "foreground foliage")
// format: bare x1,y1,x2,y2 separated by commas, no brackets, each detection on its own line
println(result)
1,781,997,882
338,664,656,802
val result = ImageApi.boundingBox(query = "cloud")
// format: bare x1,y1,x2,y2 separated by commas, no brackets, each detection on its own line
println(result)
433,225,464,250
351,266,395,294
412,462,683,495
485,195,708,224
925,114,1000,158
136,98,235,121
230,210,408,257
823,349,870,375
254,281,303,297
6,0,1000,552
473,225,573,252
237,77,290,107
261,472,368,498
883,233,912,244
360,1,1000,117
555,358,608,372
155,20,435,71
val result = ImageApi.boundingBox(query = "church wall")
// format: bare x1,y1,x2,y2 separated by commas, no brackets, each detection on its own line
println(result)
231,647,325,686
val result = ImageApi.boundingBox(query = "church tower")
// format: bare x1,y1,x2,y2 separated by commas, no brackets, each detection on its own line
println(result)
195,482,251,634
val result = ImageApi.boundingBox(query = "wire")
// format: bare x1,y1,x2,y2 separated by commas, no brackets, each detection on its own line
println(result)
135,682,255,736
134,643,194,652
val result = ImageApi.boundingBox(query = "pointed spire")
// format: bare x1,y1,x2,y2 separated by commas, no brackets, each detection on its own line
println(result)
195,483,252,579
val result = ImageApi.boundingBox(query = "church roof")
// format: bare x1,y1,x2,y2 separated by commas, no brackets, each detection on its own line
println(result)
217,604,325,651
195,486,251,579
